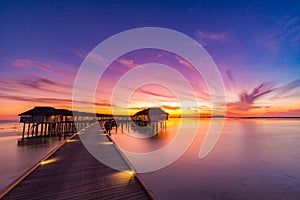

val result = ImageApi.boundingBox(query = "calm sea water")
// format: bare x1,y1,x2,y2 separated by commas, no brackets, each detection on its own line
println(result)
112,118,300,200
0,121,64,193
0,121,22,136
1,119,299,199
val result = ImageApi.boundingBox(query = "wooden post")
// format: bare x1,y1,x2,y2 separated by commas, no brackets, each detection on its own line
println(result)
44,123,47,136
27,123,30,138
40,123,44,137
22,123,25,139
35,123,39,137
31,124,34,137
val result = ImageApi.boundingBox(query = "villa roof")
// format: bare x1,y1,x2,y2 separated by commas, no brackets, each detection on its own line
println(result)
134,107,169,116
19,107,73,116
19,107,56,116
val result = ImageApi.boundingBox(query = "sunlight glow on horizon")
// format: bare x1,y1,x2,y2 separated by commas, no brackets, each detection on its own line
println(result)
1,2,299,120
1,50,300,120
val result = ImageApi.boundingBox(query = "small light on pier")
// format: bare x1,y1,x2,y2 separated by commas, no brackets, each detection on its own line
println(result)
128,171,135,176
67,139,77,143
40,158,57,165
99,141,114,145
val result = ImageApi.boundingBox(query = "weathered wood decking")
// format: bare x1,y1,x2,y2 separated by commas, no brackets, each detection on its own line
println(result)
2,124,153,200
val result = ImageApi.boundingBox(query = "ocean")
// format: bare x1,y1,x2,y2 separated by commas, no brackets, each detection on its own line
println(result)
111,118,300,200
0,120,64,193
1,118,299,199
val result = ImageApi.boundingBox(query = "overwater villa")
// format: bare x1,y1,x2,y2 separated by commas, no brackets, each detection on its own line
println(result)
18,106,96,140
18,106,169,141
132,107,169,126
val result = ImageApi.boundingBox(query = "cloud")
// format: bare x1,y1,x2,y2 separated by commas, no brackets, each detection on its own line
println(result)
71,48,88,58
0,93,113,108
137,89,176,99
0,76,72,96
116,58,138,68
12,59,75,78
71,48,117,70
228,83,274,111
225,68,235,85
239,82,275,105
0,76,76,114
275,78,300,96
227,78,300,112
195,30,229,45
18,77,65,87
266,109,300,117
72,48,130,76
275,16,300,46
257,15,300,52
162,105,180,111
174,55,194,69
129,106,148,111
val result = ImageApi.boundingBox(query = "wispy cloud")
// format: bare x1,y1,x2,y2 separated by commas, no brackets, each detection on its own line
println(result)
129,106,148,111
12,59,75,78
275,16,300,46
71,48,113,67
195,30,229,45
137,89,177,99
162,105,180,111
116,58,138,68
239,82,275,105
0,93,113,108
0,75,76,114
71,48,88,58
256,15,300,52
227,78,300,112
0,76,72,96
73,48,138,75
0,94,71,104
174,55,194,69
275,79,300,96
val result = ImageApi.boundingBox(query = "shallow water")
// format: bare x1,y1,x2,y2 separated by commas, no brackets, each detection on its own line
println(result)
0,121,22,137
112,118,300,200
0,121,64,193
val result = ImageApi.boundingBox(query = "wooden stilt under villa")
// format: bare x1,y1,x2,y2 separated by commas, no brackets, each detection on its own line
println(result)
18,107,97,144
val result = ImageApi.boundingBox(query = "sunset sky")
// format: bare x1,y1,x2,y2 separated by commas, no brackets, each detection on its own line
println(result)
1,0,300,120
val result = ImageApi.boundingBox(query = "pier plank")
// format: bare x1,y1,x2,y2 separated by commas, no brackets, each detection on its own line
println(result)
3,126,152,200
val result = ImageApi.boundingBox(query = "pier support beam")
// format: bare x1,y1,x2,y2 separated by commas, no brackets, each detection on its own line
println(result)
22,123,25,139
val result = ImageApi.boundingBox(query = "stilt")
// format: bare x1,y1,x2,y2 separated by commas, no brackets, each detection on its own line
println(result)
27,123,30,138
40,123,44,137
44,123,47,137
35,123,39,137
22,123,25,139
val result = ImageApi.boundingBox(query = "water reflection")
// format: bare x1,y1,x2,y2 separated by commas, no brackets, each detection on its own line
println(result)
0,135,64,193
112,118,300,200
116,120,167,138
111,119,178,153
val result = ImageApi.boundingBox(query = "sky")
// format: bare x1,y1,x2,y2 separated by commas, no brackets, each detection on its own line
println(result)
0,0,300,119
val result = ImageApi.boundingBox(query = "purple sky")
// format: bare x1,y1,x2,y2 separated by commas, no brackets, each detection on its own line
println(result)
0,0,300,119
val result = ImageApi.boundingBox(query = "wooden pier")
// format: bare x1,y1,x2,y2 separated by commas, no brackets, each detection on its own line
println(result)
18,106,168,142
1,124,154,199
1,106,168,199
